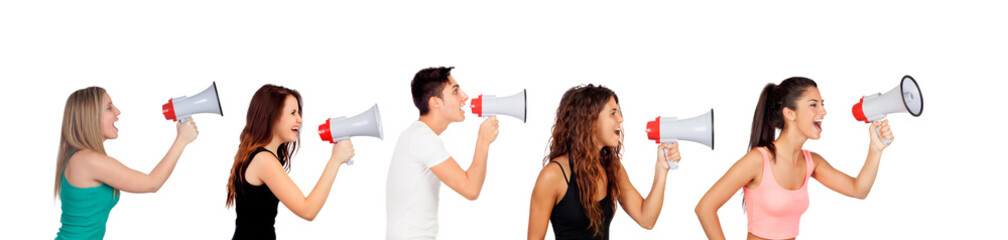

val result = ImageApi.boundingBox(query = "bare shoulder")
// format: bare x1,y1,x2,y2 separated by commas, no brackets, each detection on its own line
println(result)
808,151,828,168
538,156,568,182
809,151,826,161
246,150,281,185
70,148,116,169
735,148,765,171
250,150,280,166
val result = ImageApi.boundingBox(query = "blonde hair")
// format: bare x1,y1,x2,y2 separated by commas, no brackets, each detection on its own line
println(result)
54,86,109,199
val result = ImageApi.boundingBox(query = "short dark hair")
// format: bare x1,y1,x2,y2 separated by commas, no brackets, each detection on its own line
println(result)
410,66,455,115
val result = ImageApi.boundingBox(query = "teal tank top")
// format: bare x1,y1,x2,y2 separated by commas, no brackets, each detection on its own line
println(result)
56,149,119,240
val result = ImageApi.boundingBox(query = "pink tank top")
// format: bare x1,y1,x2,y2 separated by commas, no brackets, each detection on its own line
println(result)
743,147,814,239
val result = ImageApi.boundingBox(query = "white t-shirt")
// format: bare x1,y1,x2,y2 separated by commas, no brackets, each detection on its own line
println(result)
386,121,452,240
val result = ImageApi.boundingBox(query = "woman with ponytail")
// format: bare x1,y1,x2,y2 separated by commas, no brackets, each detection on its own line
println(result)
527,84,681,240
695,77,894,239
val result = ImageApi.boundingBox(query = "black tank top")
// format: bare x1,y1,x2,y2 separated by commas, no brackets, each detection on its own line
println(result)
548,159,615,240
233,147,280,240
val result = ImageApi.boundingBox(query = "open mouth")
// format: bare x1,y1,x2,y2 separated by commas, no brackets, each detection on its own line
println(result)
614,127,622,137
292,126,300,134
813,119,823,132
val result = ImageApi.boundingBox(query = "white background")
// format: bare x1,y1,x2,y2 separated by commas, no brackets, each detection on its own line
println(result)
2,1,1005,239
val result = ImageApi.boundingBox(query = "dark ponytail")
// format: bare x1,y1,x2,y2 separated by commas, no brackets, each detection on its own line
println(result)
748,77,818,159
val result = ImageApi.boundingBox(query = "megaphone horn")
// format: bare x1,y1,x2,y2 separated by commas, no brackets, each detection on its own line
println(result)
318,104,384,165
470,89,526,122
162,81,223,122
645,108,715,169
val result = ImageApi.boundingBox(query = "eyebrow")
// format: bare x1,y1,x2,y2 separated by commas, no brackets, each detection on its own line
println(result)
451,84,459,90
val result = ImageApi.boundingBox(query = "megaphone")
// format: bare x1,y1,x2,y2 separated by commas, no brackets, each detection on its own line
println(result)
470,89,526,122
318,104,384,165
851,75,923,145
645,109,714,169
162,82,223,122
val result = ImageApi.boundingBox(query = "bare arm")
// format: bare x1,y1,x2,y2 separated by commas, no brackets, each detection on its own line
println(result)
431,116,498,200
88,120,198,193
253,140,354,221
812,120,892,199
616,143,677,229
695,150,762,240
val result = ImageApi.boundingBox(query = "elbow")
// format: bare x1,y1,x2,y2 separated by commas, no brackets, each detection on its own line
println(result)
463,189,481,201
640,222,656,230
695,203,716,220
852,186,871,200
694,204,707,217
298,211,319,221
854,191,870,200
141,182,165,193
293,205,321,221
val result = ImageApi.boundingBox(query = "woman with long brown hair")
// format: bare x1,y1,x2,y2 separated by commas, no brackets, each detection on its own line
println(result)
54,86,198,240
695,77,893,239
225,84,354,239
527,84,681,239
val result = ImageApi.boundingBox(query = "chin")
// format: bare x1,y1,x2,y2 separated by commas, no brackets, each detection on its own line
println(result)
806,132,821,140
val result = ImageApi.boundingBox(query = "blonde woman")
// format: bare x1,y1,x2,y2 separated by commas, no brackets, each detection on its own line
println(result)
54,86,198,240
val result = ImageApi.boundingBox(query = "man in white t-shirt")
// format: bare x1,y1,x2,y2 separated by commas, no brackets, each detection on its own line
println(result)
386,66,499,239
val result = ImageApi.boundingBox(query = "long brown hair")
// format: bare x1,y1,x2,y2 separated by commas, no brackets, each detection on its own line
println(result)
544,84,623,236
226,84,302,207
54,87,109,199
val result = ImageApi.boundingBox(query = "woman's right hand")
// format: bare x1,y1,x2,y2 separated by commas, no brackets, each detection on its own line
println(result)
331,139,355,165
657,142,680,171
176,119,199,144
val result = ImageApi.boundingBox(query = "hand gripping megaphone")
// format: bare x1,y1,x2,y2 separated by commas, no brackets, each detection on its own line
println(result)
318,104,384,165
851,75,923,145
645,109,714,169
470,89,526,122
162,82,223,122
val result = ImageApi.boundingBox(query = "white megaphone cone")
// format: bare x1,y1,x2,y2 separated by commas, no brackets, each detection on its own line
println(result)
851,75,923,145
318,104,384,165
645,109,714,169
470,89,526,122
162,81,223,122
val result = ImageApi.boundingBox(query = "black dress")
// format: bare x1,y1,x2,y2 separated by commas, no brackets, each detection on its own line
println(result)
548,159,616,240
233,148,281,240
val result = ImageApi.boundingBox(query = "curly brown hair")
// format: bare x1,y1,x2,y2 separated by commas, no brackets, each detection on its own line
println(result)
544,84,623,236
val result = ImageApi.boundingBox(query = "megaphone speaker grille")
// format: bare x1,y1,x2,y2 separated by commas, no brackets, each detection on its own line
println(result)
900,75,923,117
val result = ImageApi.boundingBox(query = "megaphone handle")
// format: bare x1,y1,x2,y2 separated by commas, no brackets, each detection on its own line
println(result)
179,116,191,123
332,137,354,166
663,140,678,170
875,126,891,146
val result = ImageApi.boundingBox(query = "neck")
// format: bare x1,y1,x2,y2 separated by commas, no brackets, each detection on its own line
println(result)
773,128,806,163
264,136,283,154
419,114,450,135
